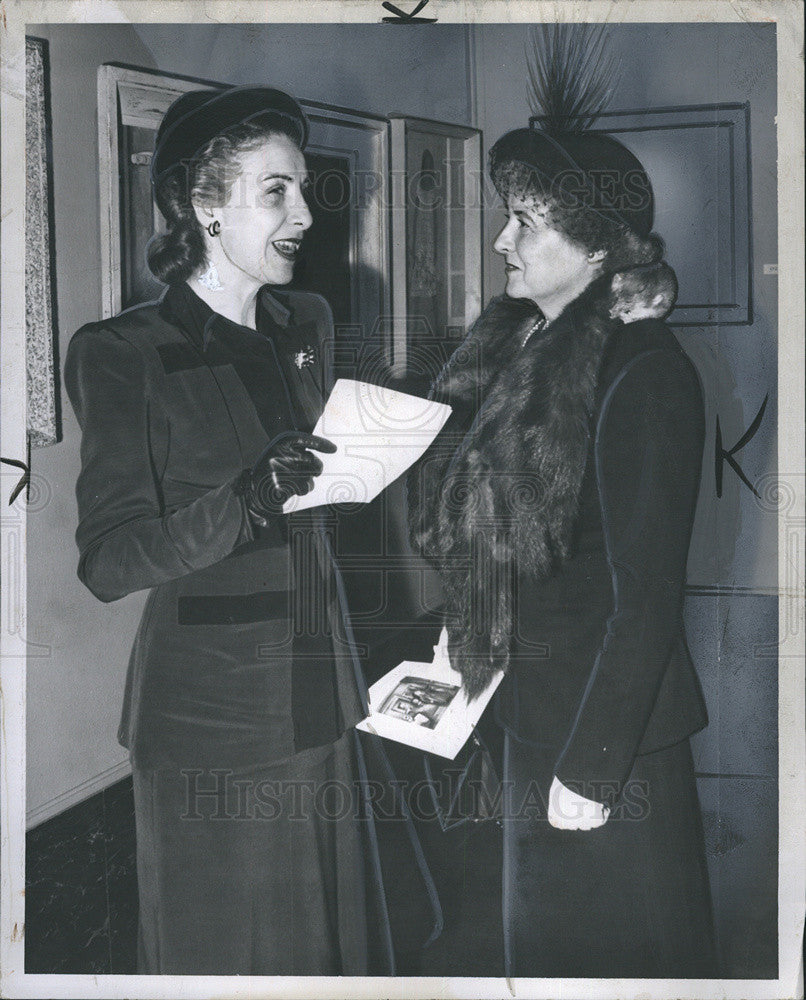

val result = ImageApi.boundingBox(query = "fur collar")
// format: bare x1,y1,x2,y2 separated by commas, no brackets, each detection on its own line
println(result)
408,263,676,698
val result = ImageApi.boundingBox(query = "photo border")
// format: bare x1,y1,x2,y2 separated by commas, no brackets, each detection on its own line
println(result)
2,2,803,998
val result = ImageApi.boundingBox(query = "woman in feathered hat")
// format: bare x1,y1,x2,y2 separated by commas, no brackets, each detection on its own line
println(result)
409,30,717,978
65,86,426,975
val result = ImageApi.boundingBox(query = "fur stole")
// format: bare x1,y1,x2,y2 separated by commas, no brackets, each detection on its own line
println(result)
407,263,677,698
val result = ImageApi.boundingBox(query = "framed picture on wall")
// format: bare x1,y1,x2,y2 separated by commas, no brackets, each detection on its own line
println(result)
289,100,390,350
96,65,390,348
97,65,208,316
388,115,483,382
25,36,61,448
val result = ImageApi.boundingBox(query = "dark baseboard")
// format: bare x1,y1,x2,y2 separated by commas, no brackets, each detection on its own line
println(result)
26,775,138,974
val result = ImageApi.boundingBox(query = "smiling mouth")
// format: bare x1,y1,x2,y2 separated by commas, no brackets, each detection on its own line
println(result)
505,263,520,273
272,238,303,261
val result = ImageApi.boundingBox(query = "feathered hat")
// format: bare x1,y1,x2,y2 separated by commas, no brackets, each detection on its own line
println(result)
489,25,654,237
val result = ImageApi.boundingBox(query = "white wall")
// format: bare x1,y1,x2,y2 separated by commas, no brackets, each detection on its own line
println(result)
25,22,474,826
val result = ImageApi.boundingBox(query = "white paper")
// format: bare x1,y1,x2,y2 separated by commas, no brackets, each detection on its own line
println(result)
283,379,452,512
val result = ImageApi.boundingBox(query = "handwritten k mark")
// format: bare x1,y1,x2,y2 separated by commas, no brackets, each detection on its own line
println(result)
715,394,768,499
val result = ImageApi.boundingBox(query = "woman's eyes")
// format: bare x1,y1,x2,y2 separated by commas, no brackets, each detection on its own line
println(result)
261,184,286,205
260,181,310,206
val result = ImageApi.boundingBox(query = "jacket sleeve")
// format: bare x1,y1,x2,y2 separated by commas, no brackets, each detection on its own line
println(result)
553,346,705,803
64,324,254,603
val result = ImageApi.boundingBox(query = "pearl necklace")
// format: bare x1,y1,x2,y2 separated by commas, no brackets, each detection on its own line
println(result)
521,315,547,348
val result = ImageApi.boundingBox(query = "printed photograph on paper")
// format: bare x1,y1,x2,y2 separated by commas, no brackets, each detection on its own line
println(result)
378,677,460,728
0,4,803,1000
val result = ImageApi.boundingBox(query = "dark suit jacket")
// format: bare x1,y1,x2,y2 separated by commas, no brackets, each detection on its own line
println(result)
65,284,365,769
495,318,709,798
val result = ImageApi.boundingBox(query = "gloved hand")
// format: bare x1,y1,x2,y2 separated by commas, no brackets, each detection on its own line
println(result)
233,431,337,521
547,775,610,831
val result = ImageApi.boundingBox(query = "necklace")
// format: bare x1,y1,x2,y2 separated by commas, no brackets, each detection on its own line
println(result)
521,314,547,348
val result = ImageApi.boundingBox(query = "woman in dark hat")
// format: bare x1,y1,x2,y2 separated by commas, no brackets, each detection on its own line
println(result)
408,51,717,978
65,86,404,975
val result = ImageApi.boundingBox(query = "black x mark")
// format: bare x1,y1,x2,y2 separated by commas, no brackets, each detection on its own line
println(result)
382,0,437,23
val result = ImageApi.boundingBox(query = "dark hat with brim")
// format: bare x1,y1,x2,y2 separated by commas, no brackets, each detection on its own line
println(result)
151,85,309,189
489,126,654,237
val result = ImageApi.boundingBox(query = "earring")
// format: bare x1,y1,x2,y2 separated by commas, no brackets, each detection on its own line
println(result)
197,261,224,292
207,220,221,237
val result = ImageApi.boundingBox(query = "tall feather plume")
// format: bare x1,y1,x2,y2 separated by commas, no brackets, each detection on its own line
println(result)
526,23,622,133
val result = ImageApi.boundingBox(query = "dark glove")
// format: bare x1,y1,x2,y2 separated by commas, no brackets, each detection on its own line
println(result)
233,431,337,521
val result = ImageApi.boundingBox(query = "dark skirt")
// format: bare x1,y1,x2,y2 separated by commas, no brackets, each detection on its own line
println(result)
502,732,718,979
133,729,391,975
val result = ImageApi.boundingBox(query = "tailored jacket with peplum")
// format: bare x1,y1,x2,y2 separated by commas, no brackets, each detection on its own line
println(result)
65,282,365,770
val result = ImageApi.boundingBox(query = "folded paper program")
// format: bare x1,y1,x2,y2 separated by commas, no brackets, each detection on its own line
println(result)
357,629,503,759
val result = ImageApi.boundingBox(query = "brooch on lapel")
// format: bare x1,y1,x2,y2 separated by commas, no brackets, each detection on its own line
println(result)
293,345,316,370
